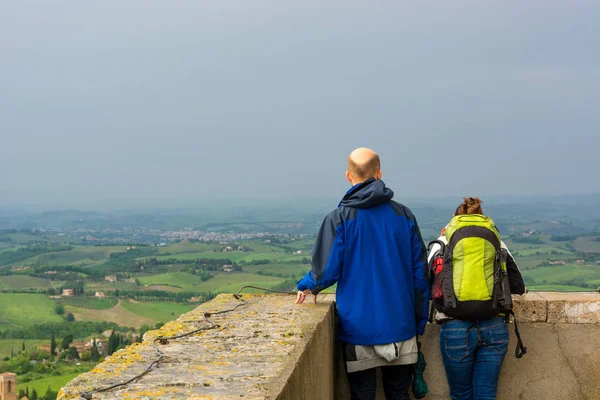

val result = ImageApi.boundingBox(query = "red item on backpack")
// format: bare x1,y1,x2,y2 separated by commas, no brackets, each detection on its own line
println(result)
427,240,446,302
431,255,444,301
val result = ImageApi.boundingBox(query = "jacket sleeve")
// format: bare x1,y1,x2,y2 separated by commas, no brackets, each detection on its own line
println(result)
297,211,344,294
410,217,430,336
501,241,526,295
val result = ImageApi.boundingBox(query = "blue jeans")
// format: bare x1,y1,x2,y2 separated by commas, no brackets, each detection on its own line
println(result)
440,318,509,400
346,365,413,400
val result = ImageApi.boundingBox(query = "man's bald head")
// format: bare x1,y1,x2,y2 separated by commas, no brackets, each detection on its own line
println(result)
347,147,381,184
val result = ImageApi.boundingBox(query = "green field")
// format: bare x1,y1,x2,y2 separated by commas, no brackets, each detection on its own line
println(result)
23,245,128,267
521,264,600,285
152,250,306,264
137,271,287,293
239,242,295,253
0,339,46,358
504,240,543,251
65,301,152,328
246,263,308,278
515,254,575,270
191,273,285,293
85,281,138,292
573,236,600,253
140,284,182,292
120,301,196,322
157,242,215,255
83,246,130,256
60,297,118,310
4,233,66,245
513,247,573,257
33,249,107,266
0,293,63,331
274,238,314,251
17,363,96,394
19,373,80,397
527,285,593,292
138,272,204,289
0,275,54,289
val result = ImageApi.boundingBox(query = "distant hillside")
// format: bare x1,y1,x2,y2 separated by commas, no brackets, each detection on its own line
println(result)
1,194,600,237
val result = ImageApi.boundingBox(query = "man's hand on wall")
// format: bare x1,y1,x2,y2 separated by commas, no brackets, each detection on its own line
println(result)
295,289,317,304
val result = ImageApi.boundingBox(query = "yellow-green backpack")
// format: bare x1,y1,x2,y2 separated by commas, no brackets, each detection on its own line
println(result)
434,214,512,320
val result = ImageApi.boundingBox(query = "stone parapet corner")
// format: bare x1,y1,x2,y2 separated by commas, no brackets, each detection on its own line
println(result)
513,292,600,323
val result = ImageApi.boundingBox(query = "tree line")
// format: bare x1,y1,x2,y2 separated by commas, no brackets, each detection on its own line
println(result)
0,321,125,340
0,243,73,266
18,386,57,400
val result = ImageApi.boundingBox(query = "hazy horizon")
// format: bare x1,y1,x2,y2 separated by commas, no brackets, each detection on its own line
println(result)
2,192,600,214
2,1,599,207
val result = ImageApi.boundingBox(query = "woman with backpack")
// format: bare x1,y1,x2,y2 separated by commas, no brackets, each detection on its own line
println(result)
428,197,526,400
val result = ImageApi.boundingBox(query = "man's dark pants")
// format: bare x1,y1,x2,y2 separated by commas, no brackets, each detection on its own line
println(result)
346,364,413,400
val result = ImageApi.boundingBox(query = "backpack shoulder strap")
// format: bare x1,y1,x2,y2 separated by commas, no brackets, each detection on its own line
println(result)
446,225,501,254
509,310,528,358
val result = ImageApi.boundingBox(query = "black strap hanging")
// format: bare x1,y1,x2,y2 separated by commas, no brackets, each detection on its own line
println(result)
509,310,528,358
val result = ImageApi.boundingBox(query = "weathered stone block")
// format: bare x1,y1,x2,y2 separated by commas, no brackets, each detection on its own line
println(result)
541,292,600,324
512,293,547,322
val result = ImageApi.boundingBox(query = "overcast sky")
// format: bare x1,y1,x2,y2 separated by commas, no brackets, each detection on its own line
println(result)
1,1,599,208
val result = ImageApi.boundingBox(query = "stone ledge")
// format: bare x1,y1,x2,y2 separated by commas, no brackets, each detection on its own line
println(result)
58,294,336,400
538,292,600,324
512,292,600,323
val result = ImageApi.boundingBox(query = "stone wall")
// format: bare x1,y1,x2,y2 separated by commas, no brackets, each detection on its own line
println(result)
58,293,338,400
59,293,600,400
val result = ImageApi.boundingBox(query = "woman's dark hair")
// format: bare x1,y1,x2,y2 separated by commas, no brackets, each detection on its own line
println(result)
455,197,483,216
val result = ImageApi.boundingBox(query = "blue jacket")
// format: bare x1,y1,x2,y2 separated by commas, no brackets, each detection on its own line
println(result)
297,179,430,345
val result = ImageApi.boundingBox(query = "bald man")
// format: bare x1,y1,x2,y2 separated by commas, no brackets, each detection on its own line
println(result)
297,148,430,400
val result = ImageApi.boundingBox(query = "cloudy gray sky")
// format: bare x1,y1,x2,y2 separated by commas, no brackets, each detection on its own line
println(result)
1,1,599,207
